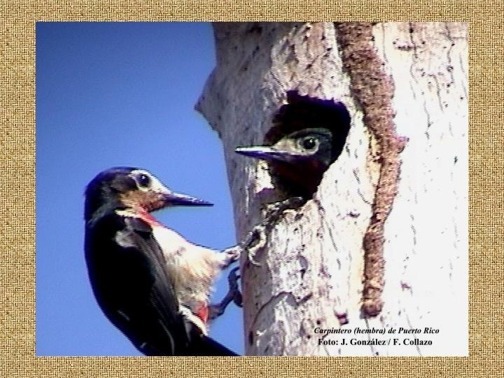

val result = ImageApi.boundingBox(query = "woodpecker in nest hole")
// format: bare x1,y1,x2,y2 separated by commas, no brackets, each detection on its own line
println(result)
235,91,351,199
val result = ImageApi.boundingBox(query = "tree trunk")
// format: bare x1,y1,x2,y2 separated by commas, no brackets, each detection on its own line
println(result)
196,22,468,356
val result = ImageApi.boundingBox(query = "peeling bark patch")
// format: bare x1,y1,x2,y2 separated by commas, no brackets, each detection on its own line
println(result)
335,311,349,325
335,23,407,317
241,197,305,266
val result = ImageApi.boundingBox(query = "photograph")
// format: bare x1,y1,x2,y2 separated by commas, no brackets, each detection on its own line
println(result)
36,22,468,357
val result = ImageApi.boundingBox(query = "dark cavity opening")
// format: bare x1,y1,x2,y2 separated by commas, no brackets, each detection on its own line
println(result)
263,90,351,200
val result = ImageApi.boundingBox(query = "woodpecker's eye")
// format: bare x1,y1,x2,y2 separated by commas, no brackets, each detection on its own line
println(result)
301,137,318,150
136,173,151,188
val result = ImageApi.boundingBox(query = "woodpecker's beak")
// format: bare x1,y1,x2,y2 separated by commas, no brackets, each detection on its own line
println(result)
235,146,302,164
161,190,214,207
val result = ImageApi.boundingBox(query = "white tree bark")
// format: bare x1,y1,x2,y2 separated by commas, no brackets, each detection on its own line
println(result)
196,22,467,356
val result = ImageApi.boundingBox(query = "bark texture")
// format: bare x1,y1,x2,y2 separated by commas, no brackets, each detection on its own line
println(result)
196,22,467,356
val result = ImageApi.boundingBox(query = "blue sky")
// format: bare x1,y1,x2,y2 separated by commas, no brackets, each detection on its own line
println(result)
36,22,244,356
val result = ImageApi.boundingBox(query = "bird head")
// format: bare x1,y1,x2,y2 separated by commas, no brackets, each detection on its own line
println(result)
235,128,335,198
235,92,351,199
235,128,333,171
84,167,212,221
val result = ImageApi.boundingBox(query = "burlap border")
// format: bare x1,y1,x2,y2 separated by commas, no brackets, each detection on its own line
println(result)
1,1,502,377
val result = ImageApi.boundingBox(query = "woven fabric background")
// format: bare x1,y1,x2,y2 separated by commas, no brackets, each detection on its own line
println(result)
1,1,502,377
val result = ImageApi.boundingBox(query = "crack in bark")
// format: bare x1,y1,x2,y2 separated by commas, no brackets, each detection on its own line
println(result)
251,290,307,355
250,291,289,339
334,22,407,317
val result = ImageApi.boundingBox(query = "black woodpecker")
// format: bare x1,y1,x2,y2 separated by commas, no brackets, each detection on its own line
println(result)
235,91,351,199
84,167,240,356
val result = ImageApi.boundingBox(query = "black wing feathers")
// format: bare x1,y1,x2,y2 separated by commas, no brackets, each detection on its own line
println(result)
85,212,188,355
85,211,238,356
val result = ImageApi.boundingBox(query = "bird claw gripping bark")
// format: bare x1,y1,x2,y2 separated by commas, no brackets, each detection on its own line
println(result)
243,226,267,266
228,267,243,307
242,196,305,266
208,267,243,320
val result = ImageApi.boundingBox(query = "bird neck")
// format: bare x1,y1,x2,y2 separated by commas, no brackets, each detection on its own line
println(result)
84,195,123,224
135,207,163,227
85,191,162,228
270,159,326,198
114,206,163,227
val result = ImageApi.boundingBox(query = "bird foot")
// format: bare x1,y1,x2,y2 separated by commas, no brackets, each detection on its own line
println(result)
243,226,267,266
241,196,304,266
208,267,242,321
220,245,241,268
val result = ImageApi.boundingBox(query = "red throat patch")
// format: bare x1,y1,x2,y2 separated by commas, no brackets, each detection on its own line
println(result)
195,305,209,324
137,208,162,227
